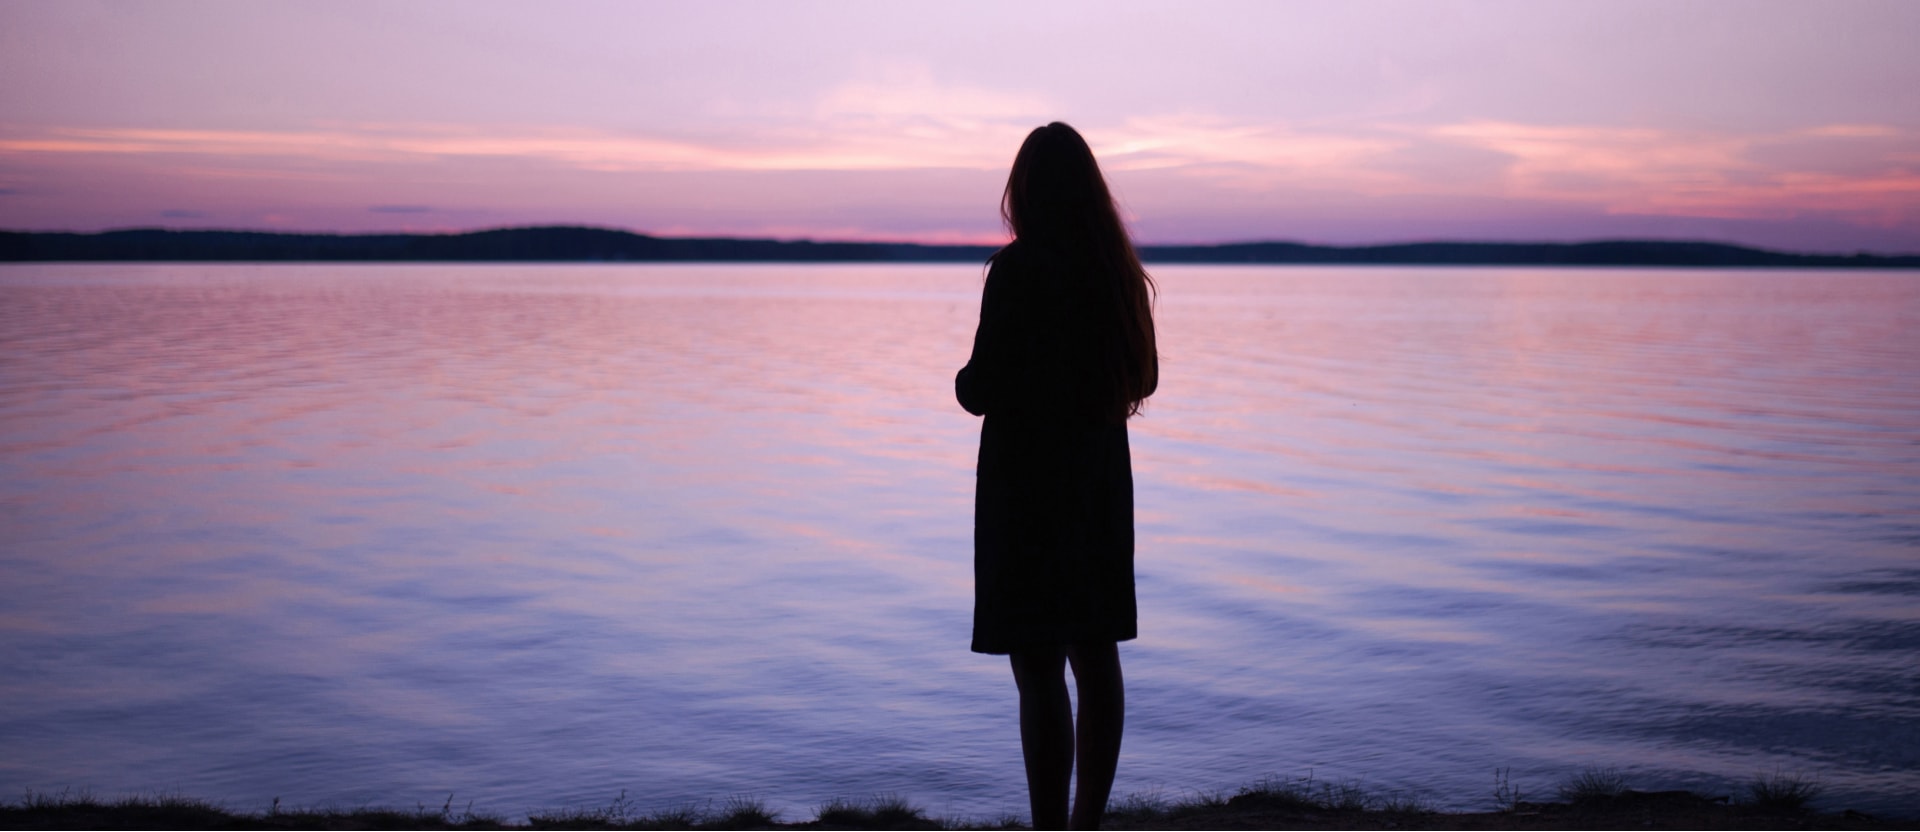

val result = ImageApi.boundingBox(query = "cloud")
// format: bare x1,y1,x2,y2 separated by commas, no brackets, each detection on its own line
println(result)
1419,121,1920,223
0,121,1021,173
0,65,1058,176
813,63,1051,126
1804,124,1901,139
1095,117,1401,176
2,108,1913,245
12,79,1899,231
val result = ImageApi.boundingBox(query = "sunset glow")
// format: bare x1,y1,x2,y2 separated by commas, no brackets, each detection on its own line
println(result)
2,0,1916,251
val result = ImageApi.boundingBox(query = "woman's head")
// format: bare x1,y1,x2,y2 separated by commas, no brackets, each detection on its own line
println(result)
1000,122,1158,418
1001,122,1122,245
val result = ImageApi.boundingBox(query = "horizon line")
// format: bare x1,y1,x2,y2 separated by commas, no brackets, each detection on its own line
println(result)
9,224,1920,259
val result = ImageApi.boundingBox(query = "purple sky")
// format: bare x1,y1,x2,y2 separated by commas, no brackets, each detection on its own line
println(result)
2,0,1917,252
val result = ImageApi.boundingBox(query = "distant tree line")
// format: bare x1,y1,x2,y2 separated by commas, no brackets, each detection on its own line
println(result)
2,226,1915,267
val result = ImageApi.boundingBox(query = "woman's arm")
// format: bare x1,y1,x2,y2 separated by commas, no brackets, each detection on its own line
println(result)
956,255,1017,416
952,247,1029,413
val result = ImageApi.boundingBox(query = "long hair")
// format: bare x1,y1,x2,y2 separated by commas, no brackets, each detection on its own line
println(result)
998,122,1158,418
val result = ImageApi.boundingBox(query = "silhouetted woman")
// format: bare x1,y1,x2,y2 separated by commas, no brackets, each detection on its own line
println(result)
956,122,1158,830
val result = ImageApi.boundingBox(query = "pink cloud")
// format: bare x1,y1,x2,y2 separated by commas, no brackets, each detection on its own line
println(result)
1422,121,1919,224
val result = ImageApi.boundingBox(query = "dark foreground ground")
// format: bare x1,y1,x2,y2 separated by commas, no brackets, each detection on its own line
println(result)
3,777,1908,831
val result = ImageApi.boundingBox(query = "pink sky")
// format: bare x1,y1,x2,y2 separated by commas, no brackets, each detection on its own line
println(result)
2,0,1917,252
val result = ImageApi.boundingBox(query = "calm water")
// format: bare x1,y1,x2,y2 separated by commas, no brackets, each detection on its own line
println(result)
1,263,1916,820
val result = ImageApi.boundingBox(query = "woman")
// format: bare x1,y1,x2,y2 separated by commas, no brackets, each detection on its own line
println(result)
955,122,1158,830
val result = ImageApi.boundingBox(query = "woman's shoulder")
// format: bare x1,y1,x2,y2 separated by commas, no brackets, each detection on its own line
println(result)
990,239,1030,268
986,241,1037,292
990,238,1071,277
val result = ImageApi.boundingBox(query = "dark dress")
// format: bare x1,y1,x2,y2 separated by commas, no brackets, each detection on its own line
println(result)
955,240,1153,655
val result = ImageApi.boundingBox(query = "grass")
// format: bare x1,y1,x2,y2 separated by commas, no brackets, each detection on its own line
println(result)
1231,772,1376,813
1554,766,1629,804
1748,769,1825,812
1104,786,1230,822
714,795,781,829
10,786,511,829
1105,770,1434,826
13,789,238,826
810,793,937,828
1491,766,1526,812
523,791,786,829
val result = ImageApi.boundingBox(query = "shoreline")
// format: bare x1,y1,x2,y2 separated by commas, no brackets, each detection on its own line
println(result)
5,774,1910,830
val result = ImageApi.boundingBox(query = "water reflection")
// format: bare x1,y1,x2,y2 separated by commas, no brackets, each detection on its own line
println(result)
0,263,1915,818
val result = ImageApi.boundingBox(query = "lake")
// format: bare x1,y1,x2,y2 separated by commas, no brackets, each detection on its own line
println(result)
1,262,1915,820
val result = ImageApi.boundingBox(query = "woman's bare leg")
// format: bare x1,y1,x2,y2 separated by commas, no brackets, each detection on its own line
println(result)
1010,649,1072,830
1066,641,1124,830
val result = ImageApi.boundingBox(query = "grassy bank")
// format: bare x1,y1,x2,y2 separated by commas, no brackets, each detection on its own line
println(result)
2,769,1905,830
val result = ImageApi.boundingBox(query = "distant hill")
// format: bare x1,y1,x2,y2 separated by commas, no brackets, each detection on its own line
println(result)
3,226,1916,268
0,227,991,263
